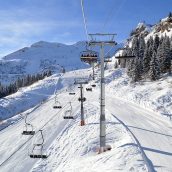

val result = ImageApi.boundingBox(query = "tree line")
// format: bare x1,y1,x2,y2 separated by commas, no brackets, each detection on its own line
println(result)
118,34,172,82
0,70,52,98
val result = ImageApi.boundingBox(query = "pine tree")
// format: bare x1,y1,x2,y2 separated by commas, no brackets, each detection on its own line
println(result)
160,36,171,73
163,36,171,74
127,59,134,78
143,44,151,75
147,36,154,49
149,51,160,81
139,35,145,59
0,82,3,98
132,37,139,57
130,58,142,82
114,61,118,68
168,12,172,18
148,42,154,58
153,35,160,53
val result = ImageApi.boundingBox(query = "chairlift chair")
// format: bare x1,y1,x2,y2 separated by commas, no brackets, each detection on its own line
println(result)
68,85,76,95
80,50,98,63
69,92,76,95
63,102,74,119
86,83,92,91
91,84,96,87
86,87,92,91
22,114,35,135
53,96,62,109
29,130,48,159
53,104,62,109
78,97,86,102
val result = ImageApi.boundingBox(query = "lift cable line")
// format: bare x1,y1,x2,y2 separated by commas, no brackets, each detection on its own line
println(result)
89,33,117,153
102,0,127,33
102,3,117,32
81,0,89,41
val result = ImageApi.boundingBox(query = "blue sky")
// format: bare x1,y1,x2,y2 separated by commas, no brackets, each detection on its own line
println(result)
0,0,171,57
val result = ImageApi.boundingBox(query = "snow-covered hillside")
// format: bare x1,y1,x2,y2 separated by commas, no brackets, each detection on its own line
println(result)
1,66,172,172
0,41,122,85
105,68,172,119
0,41,87,85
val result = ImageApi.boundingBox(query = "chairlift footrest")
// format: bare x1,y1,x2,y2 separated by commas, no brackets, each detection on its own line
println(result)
53,106,62,109
64,116,74,119
30,154,47,159
22,131,35,135
86,88,92,91
78,97,86,102
69,93,75,95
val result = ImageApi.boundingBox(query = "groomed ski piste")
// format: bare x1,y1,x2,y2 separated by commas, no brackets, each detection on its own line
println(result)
0,67,172,172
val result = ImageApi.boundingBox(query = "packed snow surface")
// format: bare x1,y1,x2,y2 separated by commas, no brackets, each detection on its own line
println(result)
0,67,172,172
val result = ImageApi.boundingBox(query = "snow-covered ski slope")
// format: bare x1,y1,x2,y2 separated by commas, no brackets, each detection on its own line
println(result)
0,67,172,172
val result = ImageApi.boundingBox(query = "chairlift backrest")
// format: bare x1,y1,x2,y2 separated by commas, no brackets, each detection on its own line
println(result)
64,102,73,118
29,130,47,159
24,114,34,131
34,130,45,145
22,114,35,135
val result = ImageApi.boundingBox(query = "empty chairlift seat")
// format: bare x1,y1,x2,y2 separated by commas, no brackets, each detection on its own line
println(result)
63,102,74,119
53,96,62,109
86,87,92,91
91,84,96,87
22,114,35,135
68,85,76,95
29,130,48,159
69,92,75,95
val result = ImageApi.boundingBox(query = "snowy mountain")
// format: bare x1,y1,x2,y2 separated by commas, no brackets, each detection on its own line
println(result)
147,16,172,38
0,41,87,85
126,15,172,48
0,41,121,85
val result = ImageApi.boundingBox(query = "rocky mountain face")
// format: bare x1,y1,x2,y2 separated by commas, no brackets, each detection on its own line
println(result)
126,14,172,47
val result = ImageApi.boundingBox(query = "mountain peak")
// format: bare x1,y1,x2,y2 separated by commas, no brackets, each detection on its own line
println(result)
31,41,66,48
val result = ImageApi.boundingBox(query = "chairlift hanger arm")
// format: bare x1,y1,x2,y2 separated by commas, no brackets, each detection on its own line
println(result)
69,102,72,112
39,130,44,145
24,114,28,124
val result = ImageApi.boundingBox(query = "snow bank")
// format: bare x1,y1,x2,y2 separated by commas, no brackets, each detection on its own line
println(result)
106,68,172,120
